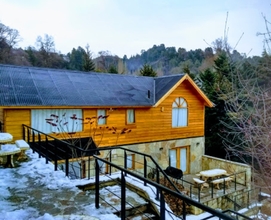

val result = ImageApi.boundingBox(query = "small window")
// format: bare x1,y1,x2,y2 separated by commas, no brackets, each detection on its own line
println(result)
97,109,107,125
172,97,188,127
126,154,135,170
127,109,135,124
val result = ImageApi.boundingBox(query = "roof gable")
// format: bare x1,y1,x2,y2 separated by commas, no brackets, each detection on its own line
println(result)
154,74,214,107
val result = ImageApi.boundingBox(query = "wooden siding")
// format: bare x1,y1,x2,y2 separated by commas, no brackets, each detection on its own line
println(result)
4,109,31,140
3,80,207,146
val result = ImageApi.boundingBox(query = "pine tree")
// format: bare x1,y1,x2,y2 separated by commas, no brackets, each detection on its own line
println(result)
139,64,157,77
108,65,118,74
83,44,95,72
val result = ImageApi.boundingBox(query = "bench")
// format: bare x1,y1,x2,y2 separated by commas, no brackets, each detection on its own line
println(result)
193,178,209,191
15,140,30,161
211,177,232,189
0,144,21,168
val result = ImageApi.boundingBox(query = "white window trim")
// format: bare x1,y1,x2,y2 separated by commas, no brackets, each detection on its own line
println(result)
172,97,188,127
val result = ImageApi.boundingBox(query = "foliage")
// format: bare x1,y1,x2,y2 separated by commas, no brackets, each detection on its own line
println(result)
199,61,231,158
83,44,95,72
67,47,85,71
108,65,118,74
139,64,157,77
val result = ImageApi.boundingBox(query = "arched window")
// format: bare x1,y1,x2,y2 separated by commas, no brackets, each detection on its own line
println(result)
172,97,188,127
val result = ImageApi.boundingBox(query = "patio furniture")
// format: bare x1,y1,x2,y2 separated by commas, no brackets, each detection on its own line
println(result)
0,133,13,150
0,144,21,168
15,140,30,160
193,178,209,191
211,177,233,189
199,168,227,182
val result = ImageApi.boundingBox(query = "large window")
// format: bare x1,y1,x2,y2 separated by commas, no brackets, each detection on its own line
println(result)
126,109,135,124
169,146,190,174
97,109,107,125
172,97,188,127
31,109,83,134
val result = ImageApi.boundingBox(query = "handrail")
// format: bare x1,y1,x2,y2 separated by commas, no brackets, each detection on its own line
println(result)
22,124,183,196
201,209,253,220
22,124,246,219
22,124,99,154
118,147,182,194
94,156,236,220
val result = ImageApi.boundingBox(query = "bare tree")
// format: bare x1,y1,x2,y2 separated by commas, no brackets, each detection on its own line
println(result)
35,34,55,67
257,14,271,54
219,13,271,196
36,34,55,53
0,22,21,63
221,55,271,195
200,12,271,198
46,112,131,178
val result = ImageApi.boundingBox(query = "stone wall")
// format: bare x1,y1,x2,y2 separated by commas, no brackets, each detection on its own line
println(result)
202,155,251,189
190,189,248,215
107,136,206,174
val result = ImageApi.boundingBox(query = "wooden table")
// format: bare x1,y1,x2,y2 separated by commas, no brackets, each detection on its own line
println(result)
0,144,21,168
199,169,227,181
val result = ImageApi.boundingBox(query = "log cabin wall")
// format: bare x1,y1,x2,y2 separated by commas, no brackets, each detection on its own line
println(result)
3,80,206,145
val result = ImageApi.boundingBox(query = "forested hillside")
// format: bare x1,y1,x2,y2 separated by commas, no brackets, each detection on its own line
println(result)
0,21,261,76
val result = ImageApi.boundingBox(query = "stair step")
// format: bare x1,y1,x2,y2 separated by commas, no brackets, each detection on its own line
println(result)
126,212,157,220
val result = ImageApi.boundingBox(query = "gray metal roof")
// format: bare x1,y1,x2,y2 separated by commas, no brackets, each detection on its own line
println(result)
0,64,184,107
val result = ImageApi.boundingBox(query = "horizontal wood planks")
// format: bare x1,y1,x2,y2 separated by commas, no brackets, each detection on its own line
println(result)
3,80,209,146
4,109,31,140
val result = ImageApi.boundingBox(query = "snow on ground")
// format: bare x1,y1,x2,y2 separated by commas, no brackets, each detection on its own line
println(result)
0,150,207,220
0,150,269,220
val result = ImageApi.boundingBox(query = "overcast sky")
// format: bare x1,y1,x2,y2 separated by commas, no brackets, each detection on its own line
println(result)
0,0,270,58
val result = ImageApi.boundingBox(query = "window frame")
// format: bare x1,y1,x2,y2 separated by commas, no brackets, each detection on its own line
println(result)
126,154,135,170
31,109,83,134
126,109,135,124
169,146,190,174
97,109,107,125
172,97,188,127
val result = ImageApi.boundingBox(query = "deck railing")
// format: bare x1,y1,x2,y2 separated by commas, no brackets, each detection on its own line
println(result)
22,124,252,220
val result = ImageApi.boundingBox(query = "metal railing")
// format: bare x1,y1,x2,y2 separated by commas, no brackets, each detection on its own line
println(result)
94,156,239,220
22,124,252,220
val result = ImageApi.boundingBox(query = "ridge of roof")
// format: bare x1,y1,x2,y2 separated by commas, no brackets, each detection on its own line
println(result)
0,64,156,107
0,64,211,108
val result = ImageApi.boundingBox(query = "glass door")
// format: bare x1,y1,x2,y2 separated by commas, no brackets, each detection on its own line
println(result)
169,146,190,174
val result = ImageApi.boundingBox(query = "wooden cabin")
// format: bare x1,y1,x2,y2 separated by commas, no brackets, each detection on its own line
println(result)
0,64,213,174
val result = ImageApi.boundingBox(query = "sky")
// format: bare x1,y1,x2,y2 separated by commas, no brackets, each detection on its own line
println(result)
0,0,270,58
